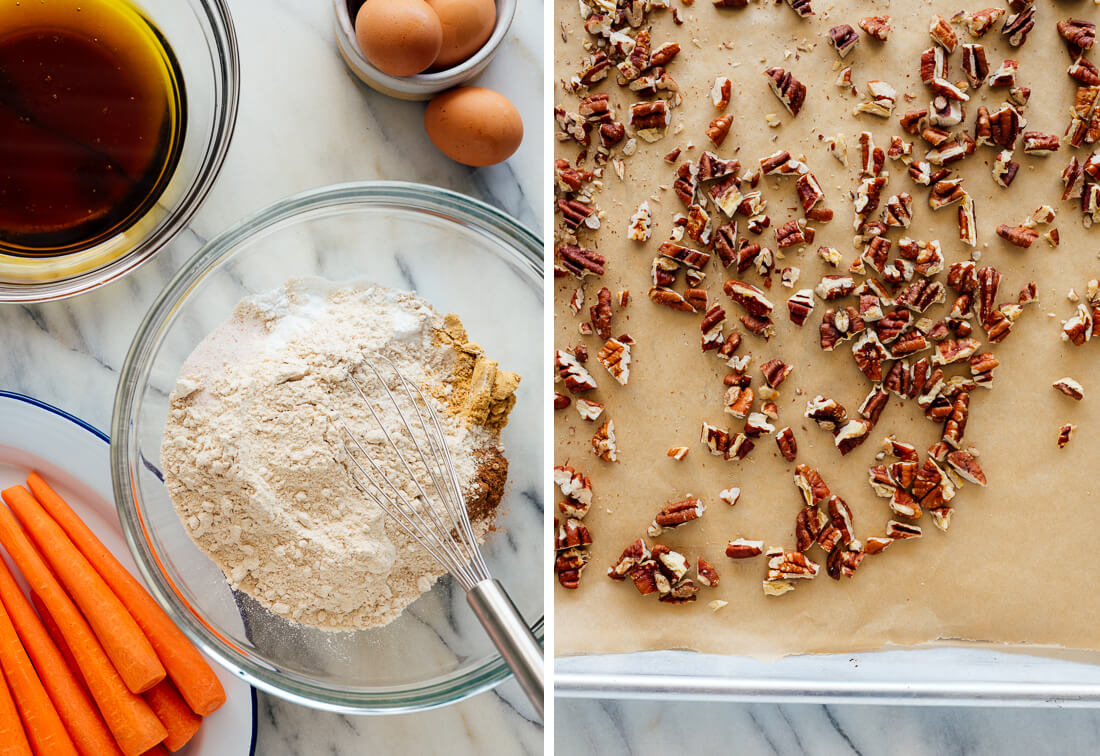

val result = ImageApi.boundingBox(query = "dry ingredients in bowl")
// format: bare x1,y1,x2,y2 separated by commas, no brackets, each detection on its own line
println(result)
161,279,520,630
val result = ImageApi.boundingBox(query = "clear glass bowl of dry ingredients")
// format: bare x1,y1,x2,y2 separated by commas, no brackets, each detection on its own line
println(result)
0,0,238,303
110,182,543,713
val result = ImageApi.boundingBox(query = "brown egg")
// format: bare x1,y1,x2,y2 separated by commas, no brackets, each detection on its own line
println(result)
424,87,523,167
355,0,442,77
426,0,496,69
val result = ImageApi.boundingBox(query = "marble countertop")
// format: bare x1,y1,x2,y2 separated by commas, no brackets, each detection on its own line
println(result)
556,699,1100,755
0,0,542,752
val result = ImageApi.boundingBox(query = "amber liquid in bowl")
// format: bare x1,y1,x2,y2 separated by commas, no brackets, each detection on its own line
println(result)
0,0,185,257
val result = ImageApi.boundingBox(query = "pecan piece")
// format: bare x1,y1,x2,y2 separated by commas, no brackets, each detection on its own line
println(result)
726,538,765,559
648,286,696,313
589,287,613,340
768,550,820,580
829,24,859,57
707,114,733,147
804,396,847,433
946,449,987,486
575,398,604,422
597,337,631,385
1002,6,1035,47
859,386,889,426
648,498,705,537
1053,377,1085,401
555,548,589,589
835,419,873,456
929,14,957,52
553,393,570,411
1058,423,1076,449
942,392,970,448
760,359,792,389
858,15,891,41
591,419,619,462
556,518,593,551
787,289,815,326
764,67,807,116
1059,19,1096,53
608,539,650,582
711,76,733,110
961,44,989,89
775,427,797,462
1022,132,1059,156
886,521,922,540
724,279,774,317
696,558,720,588
630,101,671,141
794,463,831,506
966,8,1005,37
556,349,598,393
557,243,605,278
784,0,813,17
996,224,1039,248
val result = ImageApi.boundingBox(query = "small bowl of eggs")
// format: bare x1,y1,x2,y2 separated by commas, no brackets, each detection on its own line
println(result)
333,0,516,100
333,0,524,168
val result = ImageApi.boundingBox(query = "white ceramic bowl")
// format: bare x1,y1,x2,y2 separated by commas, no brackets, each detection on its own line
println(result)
332,0,517,100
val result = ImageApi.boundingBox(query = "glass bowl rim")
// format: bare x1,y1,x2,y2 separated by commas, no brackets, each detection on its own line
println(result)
0,0,241,304
110,180,544,713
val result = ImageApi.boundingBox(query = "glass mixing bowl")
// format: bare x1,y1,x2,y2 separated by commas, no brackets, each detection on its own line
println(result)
0,0,239,303
111,182,544,713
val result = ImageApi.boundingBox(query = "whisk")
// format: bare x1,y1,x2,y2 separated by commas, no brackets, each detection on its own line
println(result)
339,359,544,717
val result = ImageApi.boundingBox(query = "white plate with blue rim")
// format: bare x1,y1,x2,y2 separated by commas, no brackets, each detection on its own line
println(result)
0,390,257,755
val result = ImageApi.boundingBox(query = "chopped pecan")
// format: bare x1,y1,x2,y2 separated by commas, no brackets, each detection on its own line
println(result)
607,539,649,582
701,421,732,457
725,279,774,317
929,14,957,51
787,289,816,326
1053,377,1085,401
630,101,671,140
648,498,706,537
685,288,709,313
858,15,891,41
701,304,727,352
815,275,857,301
1022,132,1060,156
794,463,831,506
996,224,1039,248
575,398,604,422
1058,423,1076,449
744,412,775,437
759,359,792,389
726,538,764,559
795,505,826,552
966,8,1005,37
1069,56,1100,86
589,287,613,340
711,76,733,110
660,241,710,271
835,419,873,455
784,0,813,17
929,178,966,210
557,243,606,278
775,218,812,249
718,487,742,507
932,337,981,367
899,108,928,135
648,286,696,312
988,59,1019,88
707,114,733,147
768,550,820,580
859,386,890,426
553,393,571,411
597,337,631,385
764,67,807,116
1002,6,1035,47
942,391,970,448
829,24,859,57
921,46,948,84
1062,304,1094,345
556,548,589,589
886,520,922,540
667,446,689,461
946,449,987,486
627,201,653,242
556,349,598,393
958,194,978,248
1059,19,1096,53
591,419,619,462
723,385,754,419
775,427,797,462
696,558,720,588
961,44,989,89
990,103,1027,148
882,193,913,229
556,518,593,551
854,79,898,118
853,331,888,381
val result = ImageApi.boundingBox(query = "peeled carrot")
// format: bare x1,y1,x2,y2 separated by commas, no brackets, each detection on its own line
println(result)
30,593,89,697
0,592,77,755
140,746,170,756
0,562,121,756
142,679,201,752
26,473,225,716
0,492,166,756
3,486,164,694
0,650,31,756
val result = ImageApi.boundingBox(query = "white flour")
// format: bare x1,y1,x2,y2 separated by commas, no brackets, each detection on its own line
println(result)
161,279,496,630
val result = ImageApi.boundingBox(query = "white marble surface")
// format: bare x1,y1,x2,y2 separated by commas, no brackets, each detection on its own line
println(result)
0,0,543,751
556,699,1100,755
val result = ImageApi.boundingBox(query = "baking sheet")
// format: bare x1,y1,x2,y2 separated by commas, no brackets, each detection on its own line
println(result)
555,0,1100,659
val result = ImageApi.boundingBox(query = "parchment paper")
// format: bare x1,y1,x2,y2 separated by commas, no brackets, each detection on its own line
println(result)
554,0,1100,659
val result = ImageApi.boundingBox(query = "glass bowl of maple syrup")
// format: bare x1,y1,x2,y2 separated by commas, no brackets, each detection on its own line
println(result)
0,0,238,302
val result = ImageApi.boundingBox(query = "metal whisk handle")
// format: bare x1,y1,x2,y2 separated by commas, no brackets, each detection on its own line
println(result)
466,579,544,718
